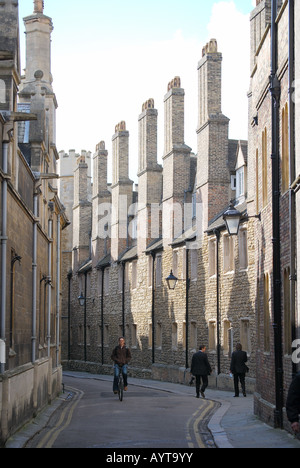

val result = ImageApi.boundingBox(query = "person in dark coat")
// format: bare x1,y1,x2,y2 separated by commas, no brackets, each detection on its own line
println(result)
286,372,300,434
230,343,248,397
191,345,212,398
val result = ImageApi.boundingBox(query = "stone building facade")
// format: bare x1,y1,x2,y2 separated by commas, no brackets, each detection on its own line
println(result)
0,0,68,446
248,0,299,429
60,39,257,392
296,0,300,378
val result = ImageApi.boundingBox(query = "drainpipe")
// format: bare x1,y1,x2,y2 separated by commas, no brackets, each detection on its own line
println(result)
0,141,8,374
270,0,284,429
288,0,297,377
47,219,53,358
83,271,87,362
214,229,221,376
185,246,190,370
151,252,156,364
67,271,72,361
100,266,105,365
32,192,38,363
122,261,126,338
56,214,61,368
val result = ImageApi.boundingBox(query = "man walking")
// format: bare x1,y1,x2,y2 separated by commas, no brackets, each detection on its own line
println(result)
191,345,212,398
230,343,248,397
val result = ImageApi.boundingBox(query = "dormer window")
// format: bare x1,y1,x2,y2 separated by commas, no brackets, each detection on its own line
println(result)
234,141,247,204
236,167,245,200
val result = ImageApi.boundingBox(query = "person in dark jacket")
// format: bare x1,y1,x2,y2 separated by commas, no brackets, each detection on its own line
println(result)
191,345,212,398
111,337,132,394
286,372,300,434
230,343,248,397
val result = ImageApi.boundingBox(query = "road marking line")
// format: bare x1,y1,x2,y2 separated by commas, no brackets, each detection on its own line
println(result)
193,400,214,448
186,400,215,449
37,387,84,448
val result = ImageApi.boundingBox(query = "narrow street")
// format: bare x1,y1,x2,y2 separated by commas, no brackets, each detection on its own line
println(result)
24,374,218,449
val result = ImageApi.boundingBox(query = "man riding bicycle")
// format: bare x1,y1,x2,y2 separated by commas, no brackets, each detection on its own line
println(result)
111,337,132,394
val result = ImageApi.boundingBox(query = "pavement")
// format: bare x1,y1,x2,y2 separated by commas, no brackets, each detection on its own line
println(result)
5,371,300,449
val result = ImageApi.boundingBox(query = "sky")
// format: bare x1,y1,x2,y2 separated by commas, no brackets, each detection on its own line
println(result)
18,0,256,182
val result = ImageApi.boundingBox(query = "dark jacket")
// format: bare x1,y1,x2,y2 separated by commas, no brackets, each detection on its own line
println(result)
230,350,248,375
286,373,300,424
111,345,132,367
191,351,212,376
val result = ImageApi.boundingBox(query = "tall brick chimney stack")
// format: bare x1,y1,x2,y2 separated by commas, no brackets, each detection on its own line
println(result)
73,156,92,267
137,99,163,254
162,77,191,243
93,141,109,197
111,122,133,261
92,141,111,264
34,0,44,13
196,39,230,229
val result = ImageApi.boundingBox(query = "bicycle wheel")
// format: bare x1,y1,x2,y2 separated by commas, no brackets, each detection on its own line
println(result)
118,374,124,402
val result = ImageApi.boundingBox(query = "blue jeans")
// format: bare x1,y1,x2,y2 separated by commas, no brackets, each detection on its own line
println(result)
113,364,128,392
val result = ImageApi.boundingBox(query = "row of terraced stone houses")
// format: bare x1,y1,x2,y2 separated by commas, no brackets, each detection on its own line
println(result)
58,0,300,432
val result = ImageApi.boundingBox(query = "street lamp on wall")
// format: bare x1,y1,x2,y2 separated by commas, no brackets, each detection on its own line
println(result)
78,292,85,307
223,201,261,236
166,270,178,291
223,202,242,236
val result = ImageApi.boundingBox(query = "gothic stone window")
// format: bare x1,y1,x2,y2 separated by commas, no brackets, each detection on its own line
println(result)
131,261,137,290
190,321,197,351
223,235,234,274
240,319,251,353
172,322,178,350
156,322,162,349
239,228,248,271
209,238,217,277
156,254,162,287
223,320,232,354
209,320,217,351
190,248,198,281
